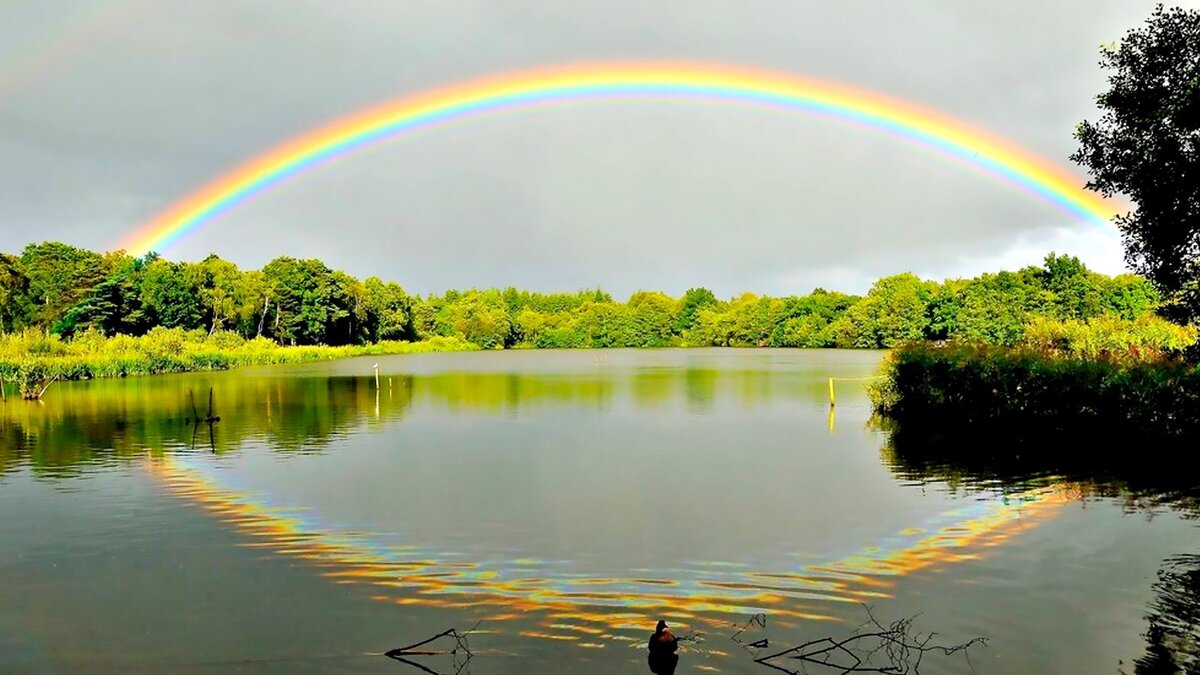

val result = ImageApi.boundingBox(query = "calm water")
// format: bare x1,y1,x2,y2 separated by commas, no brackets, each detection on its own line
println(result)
0,349,1195,674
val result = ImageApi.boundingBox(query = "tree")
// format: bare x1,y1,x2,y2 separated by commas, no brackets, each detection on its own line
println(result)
0,254,32,332
833,274,935,348
141,260,203,330
626,291,677,347
440,290,512,349
20,242,109,328
1039,253,1107,320
1072,5,1200,321
674,287,720,333
261,257,339,345
54,253,161,338
950,271,1050,346
363,277,411,342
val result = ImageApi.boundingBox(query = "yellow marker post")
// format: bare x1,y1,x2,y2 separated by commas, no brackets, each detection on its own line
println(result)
827,376,885,409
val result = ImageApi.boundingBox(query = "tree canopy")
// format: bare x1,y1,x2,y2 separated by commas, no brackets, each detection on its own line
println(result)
0,242,1163,352
1072,4,1200,320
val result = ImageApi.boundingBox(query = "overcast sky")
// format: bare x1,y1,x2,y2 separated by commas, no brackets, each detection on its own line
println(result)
0,1,1194,298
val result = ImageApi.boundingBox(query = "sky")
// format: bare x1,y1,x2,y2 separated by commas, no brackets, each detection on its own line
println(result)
0,1,1195,298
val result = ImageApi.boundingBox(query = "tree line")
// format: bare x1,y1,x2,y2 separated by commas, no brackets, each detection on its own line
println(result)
0,241,1162,351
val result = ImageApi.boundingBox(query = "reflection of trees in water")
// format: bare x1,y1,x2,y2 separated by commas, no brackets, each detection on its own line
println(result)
1131,555,1199,675
880,423,1199,675
878,421,1200,516
0,366,839,476
0,375,416,477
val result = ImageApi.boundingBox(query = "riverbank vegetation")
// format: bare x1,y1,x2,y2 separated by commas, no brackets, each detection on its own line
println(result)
1,242,1161,351
0,328,474,398
869,316,1200,437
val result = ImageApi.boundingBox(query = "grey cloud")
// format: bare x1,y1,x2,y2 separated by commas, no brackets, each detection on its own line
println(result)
0,0,1193,297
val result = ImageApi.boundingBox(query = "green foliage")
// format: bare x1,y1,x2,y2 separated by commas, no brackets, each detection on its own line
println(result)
141,259,203,329
20,242,111,328
441,290,511,349
1022,314,1197,358
56,254,158,338
0,243,1177,357
674,287,720,333
1072,4,1200,321
0,329,477,388
872,341,1200,437
832,274,934,348
262,257,340,345
949,270,1049,346
0,253,33,333
626,291,678,347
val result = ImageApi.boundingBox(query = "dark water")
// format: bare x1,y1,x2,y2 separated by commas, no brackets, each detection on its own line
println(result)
0,349,1195,674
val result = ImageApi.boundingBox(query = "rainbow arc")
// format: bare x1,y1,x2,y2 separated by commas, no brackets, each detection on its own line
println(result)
121,62,1120,255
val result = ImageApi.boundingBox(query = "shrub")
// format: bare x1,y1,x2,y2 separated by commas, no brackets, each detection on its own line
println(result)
872,341,1200,437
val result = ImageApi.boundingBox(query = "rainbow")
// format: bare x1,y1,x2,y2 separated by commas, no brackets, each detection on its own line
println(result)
149,452,1076,644
123,62,1119,256
0,1,149,102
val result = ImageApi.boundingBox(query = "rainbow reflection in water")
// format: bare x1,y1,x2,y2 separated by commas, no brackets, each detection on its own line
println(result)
148,454,1075,645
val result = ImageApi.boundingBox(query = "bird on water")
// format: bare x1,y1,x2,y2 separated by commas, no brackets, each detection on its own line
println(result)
648,620,679,655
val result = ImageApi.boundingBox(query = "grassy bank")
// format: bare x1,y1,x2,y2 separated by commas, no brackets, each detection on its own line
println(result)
870,337,1200,437
0,328,477,398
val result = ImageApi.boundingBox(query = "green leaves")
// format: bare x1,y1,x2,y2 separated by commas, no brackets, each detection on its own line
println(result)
876,339,1200,437
1072,5,1200,320
0,243,1179,353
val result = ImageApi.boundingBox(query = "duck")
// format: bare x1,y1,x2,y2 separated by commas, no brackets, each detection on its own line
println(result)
648,620,679,655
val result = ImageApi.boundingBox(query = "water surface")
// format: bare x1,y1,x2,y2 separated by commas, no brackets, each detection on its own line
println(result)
1,349,1195,674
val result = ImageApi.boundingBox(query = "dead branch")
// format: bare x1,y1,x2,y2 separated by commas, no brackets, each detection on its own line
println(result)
22,375,58,400
385,622,480,675
206,387,220,423
732,613,769,647
755,605,986,674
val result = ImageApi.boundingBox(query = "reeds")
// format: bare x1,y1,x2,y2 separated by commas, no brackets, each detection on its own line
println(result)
0,328,477,394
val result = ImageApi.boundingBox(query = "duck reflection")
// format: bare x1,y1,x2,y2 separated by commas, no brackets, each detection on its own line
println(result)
647,652,679,674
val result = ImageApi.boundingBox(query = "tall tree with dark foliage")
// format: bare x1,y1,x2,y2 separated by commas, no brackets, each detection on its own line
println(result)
1072,4,1200,321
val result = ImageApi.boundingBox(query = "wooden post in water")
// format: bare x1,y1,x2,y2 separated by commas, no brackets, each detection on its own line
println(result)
828,378,836,408
373,364,380,390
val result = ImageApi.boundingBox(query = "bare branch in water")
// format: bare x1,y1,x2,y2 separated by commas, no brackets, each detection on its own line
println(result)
731,613,771,653
384,623,481,675
755,605,986,674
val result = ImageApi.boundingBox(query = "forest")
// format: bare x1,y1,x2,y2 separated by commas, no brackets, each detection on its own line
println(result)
0,241,1171,352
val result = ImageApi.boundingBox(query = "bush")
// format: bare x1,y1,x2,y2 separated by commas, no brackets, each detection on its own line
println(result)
872,341,1200,437
1022,315,1197,358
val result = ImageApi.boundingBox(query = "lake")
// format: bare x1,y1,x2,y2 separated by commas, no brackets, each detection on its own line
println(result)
1,349,1195,674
